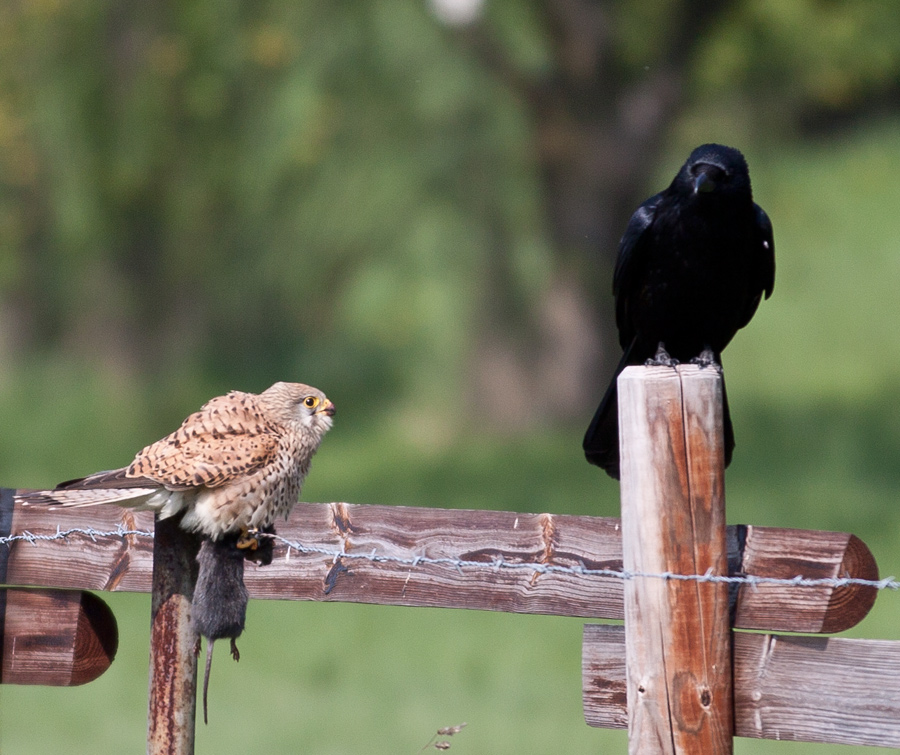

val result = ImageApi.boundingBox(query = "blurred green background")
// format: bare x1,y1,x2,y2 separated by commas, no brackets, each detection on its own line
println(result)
2,0,900,752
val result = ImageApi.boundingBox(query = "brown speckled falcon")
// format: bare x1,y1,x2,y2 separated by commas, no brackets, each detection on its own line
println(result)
17,382,334,542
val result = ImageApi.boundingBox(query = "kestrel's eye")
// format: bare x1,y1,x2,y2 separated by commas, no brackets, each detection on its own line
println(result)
303,396,320,409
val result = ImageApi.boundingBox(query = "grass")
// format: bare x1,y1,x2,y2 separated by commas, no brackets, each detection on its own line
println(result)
3,120,900,752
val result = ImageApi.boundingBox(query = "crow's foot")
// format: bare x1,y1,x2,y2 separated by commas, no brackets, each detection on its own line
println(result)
645,343,680,368
689,347,722,372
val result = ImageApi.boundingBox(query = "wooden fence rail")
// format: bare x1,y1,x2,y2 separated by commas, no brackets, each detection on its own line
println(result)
583,624,900,748
1,499,877,632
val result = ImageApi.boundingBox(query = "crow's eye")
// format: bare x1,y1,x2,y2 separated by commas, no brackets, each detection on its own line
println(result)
303,396,320,409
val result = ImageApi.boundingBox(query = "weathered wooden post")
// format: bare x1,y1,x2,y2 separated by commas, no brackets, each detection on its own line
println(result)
618,365,733,754
147,514,200,755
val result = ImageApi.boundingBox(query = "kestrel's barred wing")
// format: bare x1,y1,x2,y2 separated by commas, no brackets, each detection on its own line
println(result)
58,468,158,490
126,392,282,491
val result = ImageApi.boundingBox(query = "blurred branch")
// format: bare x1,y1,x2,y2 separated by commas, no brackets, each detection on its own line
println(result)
451,23,533,98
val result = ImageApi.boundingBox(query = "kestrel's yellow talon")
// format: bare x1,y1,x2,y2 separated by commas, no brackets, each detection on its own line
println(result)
235,527,259,551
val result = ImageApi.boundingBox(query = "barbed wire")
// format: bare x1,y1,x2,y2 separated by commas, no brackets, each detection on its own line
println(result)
1,525,898,591
1,525,154,546
266,533,900,591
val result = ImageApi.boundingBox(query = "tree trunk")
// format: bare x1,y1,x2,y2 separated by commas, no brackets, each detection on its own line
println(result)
465,0,728,426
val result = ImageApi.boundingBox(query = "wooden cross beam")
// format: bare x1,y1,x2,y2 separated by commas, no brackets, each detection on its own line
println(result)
0,587,117,686
1,499,877,633
583,624,900,749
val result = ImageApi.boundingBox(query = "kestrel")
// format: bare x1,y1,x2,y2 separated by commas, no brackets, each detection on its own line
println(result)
17,382,335,542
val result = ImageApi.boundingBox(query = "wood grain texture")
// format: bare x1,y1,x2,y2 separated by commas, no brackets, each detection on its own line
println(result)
617,365,733,754
3,492,879,631
733,632,900,747
735,526,878,632
582,624,629,730
147,514,200,755
1,588,117,686
70,591,119,685
245,503,626,616
583,624,900,748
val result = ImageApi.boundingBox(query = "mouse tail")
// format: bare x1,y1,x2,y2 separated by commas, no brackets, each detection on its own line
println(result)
203,639,215,725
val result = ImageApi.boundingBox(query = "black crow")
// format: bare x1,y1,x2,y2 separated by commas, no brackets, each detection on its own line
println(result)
583,144,775,478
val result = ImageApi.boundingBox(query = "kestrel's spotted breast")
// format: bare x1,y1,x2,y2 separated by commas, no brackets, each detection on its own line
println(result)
16,382,335,540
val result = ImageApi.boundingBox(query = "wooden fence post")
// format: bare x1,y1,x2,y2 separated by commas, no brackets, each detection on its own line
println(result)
618,365,733,755
147,513,200,755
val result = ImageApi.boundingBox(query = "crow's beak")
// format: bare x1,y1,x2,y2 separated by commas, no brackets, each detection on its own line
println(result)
693,170,717,194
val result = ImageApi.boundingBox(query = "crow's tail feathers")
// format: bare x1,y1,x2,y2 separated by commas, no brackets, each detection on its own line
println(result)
721,379,735,469
583,344,636,480
583,343,735,479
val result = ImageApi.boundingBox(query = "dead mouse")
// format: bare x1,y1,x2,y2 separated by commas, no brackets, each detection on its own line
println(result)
191,535,249,725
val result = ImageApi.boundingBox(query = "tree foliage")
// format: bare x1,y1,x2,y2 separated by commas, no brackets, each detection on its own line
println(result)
1,0,899,424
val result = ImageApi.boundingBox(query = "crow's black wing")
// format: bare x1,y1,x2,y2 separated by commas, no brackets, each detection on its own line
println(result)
612,192,662,349
584,192,662,475
734,203,776,330
755,203,775,299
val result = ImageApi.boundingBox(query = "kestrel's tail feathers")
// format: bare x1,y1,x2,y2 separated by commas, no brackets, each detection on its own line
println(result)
15,468,186,517
16,487,159,509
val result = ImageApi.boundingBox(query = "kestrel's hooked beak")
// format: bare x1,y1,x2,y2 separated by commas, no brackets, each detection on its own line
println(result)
317,399,336,417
